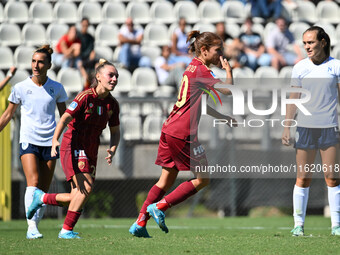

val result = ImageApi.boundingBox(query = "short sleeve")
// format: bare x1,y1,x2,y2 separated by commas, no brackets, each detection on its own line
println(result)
65,93,86,117
108,99,120,127
57,84,68,103
199,66,222,90
8,85,21,104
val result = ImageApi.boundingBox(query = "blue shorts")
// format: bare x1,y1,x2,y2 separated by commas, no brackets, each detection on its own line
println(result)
294,127,340,150
19,143,59,161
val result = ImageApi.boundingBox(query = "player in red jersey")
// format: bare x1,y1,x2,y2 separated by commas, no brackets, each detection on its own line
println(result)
129,30,237,237
26,59,120,239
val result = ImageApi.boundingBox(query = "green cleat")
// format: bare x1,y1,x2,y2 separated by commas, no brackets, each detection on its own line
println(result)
331,226,340,235
291,226,304,236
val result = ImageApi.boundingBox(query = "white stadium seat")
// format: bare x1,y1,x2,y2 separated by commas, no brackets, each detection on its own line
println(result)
53,2,78,24
21,23,47,47
222,1,246,24
78,1,102,25
0,46,14,70
4,1,28,24
29,1,53,24
150,1,176,24
46,23,69,46
94,46,114,62
198,1,223,24
0,70,4,82
225,23,241,39
316,1,340,25
143,114,165,141
254,66,280,89
47,69,57,81
313,22,337,46
126,2,151,25
14,46,36,70
131,67,158,93
10,69,30,86
289,22,309,46
192,22,216,33
102,2,127,24
56,68,83,95
121,115,142,140
0,23,21,47
0,3,4,23
153,85,176,98
143,23,169,47
173,1,199,24
332,46,340,60
140,45,161,66
95,23,119,47
292,1,317,24
115,68,133,94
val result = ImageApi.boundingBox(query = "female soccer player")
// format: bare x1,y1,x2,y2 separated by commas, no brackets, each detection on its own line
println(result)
27,59,120,239
0,45,68,239
129,30,236,238
282,26,340,236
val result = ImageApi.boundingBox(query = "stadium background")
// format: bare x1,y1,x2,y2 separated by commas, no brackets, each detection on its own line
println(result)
1,0,340,220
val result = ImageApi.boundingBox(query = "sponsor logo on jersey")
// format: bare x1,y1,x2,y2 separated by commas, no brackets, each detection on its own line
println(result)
210,71,217,78
328,67,332,73
26,90,32,95
78,161,86,170
97,106,103,115
68,101,78,111
74,150,87,160
49,88,55,96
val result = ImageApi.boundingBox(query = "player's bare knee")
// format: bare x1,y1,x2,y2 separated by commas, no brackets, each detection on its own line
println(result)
296,178,311,187
325,178,340,187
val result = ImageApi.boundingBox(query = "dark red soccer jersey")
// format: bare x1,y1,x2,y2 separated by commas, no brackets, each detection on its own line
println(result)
61,88,120,159
162,57,221,140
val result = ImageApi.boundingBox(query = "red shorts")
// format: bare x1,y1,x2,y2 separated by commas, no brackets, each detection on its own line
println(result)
155,132,207,171
60,148,97,182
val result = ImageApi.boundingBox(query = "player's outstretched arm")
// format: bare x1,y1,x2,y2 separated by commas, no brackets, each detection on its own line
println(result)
106,125,120,165
0,102,18,132
206,105,237,127
282,90,300,146
51,112,73,157
0,67,17,92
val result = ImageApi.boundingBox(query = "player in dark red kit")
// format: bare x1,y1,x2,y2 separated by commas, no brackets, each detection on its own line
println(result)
27,59,120,239
129,30,237,238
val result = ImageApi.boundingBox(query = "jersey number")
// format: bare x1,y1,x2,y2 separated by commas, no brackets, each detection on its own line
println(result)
176,75,189,108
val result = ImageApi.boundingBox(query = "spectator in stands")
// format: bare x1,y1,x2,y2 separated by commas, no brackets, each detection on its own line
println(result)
154,45,186,89
251,0,283,21
52,25,82,69
170,17,192,66
238,17,271,70
77,17,96,90
0,66,17,92
118,17,151,72
266,17,303,70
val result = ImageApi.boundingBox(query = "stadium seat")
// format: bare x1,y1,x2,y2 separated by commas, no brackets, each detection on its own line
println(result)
10,69,29,86
29,1,53,24
0,3,4,23
153,85,176,98
4,1,29,24
143,114,165,141
168,22,192,41
278,66,293,86
332,46,340,60
336,24,340,47
0,23,21,47
240,23,264,39
131,67,158,93
254,66,280,89
47,69,57,81
0,70,4,82
0,46,14,70
56,68,83,95
21,23,47,47
222,1,246,24
173,1,199,24
53,2,78,24
140,45,161,66
14,46,36,70
102,1,126,24
100,125,111,144
192,22,216,33
143,23,170,47
95,23,119,47
313,22,337,46
115,68,133,94
225,23,241,39
263,22,277,44
232,67,255,90
78,2,102,25
46,23,69,46
121,115,142,140
198,1,223,24
126,2,151,25
141,102,163,116
289,22,309,46
292,1,317,24
316,1,340,25
150,1,175,25
120,102,141,116
94,46,114,62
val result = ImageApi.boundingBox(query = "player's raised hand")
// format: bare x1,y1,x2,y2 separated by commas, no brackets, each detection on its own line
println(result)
51,139,60,157
105,149,115,165
220,56,232,72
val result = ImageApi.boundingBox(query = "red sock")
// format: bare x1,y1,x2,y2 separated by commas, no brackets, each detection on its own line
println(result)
63,210,81,231
137,185,165,227
156,198,170,211
43,193,59,206
162,181,197,210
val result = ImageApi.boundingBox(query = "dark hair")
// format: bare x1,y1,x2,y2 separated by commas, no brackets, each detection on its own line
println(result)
187,30,222,57
91,59,116,87
81,17,89,23
303,26,331,57
34,44,53,63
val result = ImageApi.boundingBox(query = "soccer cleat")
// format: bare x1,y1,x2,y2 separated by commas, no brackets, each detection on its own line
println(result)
331,226,340,235
291,226,304,236
58,230,81,239
26,229,43,239
129,222,151,238
27,189,45,219
147,203,168,233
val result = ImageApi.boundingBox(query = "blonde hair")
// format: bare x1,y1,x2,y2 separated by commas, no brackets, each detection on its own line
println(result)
91,59,116,87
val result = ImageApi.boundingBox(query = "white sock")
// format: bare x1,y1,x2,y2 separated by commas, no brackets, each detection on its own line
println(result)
60,228,71,234
327,185,340,228
25,186,38,230
293,185,309,227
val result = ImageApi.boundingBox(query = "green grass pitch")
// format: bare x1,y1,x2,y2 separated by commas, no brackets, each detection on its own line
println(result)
1,216,339,255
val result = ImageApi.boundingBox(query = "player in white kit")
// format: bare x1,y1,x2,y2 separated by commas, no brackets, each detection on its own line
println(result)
282,26,340,236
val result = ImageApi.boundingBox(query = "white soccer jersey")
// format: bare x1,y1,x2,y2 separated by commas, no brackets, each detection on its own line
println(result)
291,57,340,128
8,77,68,146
